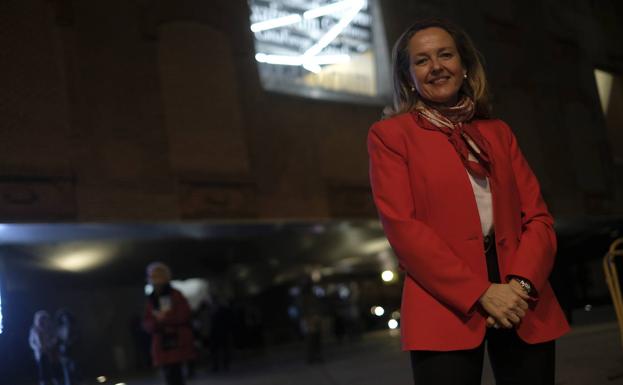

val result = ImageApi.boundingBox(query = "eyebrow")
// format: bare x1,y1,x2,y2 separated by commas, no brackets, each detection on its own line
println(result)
412,46,455,57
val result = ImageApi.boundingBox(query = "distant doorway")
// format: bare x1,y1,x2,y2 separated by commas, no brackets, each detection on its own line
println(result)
594,69,623,164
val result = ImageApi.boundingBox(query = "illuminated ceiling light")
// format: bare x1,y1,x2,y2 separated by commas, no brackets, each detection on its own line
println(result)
52,250,108,272
252,0,364,73
96,376,107,383
391,310,400,319
303,0,358,19
381,270,395,282
255,53,350,67
256,54,303,67
388,319,399,329
372,306,385,316
250,14,302,32
115,383,127,385
256,53,302,66
302,0,365,59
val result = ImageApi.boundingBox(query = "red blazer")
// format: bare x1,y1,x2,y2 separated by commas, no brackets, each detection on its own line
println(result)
368,113,570,351
143,288,197,366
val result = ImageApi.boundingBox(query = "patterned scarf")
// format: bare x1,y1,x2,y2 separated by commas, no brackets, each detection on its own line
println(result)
413,96,492,178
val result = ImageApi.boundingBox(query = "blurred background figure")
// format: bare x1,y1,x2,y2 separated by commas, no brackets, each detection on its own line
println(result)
208,296,234,372
191,299,212,373
301,313,323,364
55,309,79,385
143,262,196,385
301,284,326,364
29,310,61,385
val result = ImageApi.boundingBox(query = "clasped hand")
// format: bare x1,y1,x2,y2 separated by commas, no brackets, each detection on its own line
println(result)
478,281,530,329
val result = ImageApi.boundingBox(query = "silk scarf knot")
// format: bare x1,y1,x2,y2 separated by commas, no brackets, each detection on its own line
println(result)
413,96,492,178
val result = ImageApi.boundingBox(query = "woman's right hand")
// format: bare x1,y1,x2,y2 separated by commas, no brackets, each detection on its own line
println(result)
479,283,529,328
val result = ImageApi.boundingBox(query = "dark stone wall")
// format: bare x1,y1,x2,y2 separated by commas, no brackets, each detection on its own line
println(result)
0,0,621,222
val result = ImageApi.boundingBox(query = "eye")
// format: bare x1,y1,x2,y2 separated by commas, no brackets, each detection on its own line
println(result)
414,58,427,65
440,52,453,59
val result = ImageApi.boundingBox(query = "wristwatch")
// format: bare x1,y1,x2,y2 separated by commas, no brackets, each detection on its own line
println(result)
513,278,532,295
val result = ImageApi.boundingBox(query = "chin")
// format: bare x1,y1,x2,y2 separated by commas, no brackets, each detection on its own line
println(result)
420,89,454,103
426,96,457,106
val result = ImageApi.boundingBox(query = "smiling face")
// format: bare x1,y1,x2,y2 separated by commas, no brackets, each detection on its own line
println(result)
408,27,466,106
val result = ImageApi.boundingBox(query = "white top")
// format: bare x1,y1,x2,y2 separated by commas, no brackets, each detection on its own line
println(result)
465,136,493,235
467,172,493,235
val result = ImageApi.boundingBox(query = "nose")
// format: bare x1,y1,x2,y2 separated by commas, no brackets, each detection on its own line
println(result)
429,58,442,73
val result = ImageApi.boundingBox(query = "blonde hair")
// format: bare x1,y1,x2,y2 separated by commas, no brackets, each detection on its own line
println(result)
385,18,491,119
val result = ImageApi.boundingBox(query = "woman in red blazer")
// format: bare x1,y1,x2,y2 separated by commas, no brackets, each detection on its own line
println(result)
143,262,196,385
368,19,569,385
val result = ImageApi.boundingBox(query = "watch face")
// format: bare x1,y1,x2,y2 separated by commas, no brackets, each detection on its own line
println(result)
247,0,391,103
518,280,531,293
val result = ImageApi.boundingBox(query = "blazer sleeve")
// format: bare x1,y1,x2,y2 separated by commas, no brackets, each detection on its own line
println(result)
368,122,490,316
502,121,557,296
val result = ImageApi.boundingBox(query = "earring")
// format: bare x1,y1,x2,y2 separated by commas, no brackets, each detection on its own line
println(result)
410,86,415,92
463,73,468,79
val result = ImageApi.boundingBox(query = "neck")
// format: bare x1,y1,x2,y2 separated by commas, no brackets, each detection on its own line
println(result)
424,95,459,109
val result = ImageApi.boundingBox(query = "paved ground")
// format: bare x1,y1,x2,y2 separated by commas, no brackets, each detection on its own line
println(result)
125,320,623,385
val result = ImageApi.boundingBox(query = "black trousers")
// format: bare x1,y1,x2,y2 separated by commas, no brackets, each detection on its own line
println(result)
410,234,556,385
411,329,555,385
162,363,185,385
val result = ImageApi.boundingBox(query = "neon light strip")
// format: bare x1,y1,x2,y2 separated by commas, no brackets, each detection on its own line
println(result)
251,0,359,33
250,14,302,32
251,0,364,72
255,53,303,65
255,53,351,66
303,0,364,59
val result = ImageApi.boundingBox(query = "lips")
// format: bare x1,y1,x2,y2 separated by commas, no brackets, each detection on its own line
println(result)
428,76,451,84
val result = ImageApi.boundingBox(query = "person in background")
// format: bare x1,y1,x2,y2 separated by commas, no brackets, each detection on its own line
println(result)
143,262,196,385
55,309,78,385
29,310,61,385
368,18,570,385
208,296,233,372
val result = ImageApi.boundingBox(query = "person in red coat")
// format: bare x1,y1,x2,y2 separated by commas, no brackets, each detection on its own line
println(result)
143,262,196,385
368,18,570,385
